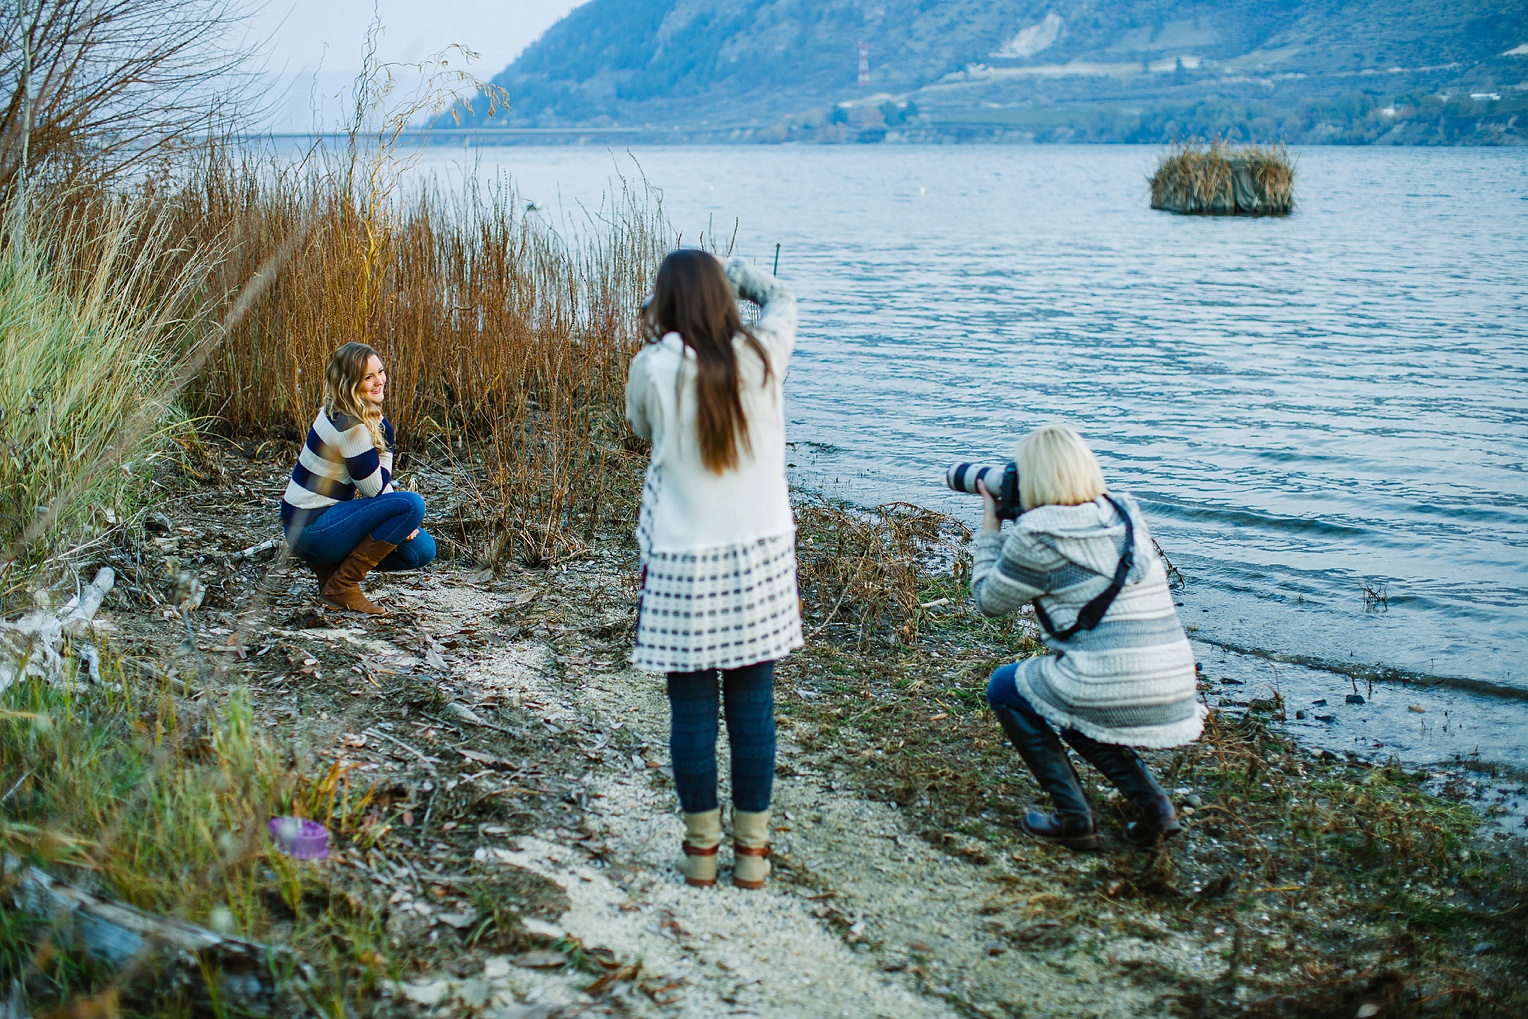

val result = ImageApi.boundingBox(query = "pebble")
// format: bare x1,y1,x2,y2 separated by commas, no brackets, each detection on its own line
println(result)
1471,941,1495,954
488,1007,556,1019
1345,694,1366,705
401,980,450,1006
457,978,490,1008
514,950,569,969
1184,793,1203,808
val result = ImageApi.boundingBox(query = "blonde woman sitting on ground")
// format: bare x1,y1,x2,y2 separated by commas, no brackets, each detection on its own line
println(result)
279,342,435,615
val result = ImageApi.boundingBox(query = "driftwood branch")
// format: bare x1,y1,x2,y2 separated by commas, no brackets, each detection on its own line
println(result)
62,566,114,635
5,857,309,1011
1,567,114,692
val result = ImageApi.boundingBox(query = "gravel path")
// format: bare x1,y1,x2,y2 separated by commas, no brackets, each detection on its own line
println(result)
392,582,1225,1018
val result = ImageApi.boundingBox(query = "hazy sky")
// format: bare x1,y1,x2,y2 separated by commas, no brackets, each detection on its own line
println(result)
247,0,585,130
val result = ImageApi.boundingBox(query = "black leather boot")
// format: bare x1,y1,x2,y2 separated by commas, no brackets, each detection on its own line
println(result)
991,702,1099,852
1061,731,1182,846
1120,793,1182,847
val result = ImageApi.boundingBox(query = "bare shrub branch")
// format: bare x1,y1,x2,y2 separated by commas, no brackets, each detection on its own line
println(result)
0,0,262,192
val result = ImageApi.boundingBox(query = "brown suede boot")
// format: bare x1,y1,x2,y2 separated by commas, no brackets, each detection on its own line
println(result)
310,561,338,590
320,536,396,615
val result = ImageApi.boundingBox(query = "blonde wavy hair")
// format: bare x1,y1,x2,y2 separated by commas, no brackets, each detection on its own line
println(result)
1016,423,1107,511
322,342,387,452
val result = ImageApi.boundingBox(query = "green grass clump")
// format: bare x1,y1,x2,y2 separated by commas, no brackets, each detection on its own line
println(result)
0,198,211,586
0,660,395,1014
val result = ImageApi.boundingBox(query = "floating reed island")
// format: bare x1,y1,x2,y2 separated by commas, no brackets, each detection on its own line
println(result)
1150,141,1294,216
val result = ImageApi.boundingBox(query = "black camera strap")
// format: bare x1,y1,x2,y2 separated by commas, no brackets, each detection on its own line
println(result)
1033,494,1136,643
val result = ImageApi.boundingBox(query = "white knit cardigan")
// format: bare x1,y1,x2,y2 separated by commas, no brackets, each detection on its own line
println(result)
625,259,796,553
623,258,803,672
971,494,1204,748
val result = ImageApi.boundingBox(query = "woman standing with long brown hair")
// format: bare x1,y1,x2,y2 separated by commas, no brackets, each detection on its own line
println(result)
626,250,801,890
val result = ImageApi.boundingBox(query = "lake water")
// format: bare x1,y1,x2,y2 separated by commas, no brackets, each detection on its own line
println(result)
400,143,1528,772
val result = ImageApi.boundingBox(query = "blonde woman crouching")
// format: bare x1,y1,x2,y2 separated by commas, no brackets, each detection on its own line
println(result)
279,342,435,614
972,424,1203,851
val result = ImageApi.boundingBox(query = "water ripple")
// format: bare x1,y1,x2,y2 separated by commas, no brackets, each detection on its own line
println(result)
412,144,1528,694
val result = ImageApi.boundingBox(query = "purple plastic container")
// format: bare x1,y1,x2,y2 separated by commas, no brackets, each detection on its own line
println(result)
267,817,329,860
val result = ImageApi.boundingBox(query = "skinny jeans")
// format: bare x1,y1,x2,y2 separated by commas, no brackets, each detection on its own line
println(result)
666,660,776,814
284,492,435,572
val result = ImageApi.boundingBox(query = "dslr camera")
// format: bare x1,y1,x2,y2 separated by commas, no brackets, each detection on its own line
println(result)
946,461,1022,521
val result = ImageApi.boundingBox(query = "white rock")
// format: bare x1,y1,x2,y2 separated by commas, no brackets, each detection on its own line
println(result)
401,979,451,1006
521,917,565,939
456,978,490,1008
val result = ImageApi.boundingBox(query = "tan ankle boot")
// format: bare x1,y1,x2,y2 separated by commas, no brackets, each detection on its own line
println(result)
679,809,721,887
320,536,396,615
732,810,771,889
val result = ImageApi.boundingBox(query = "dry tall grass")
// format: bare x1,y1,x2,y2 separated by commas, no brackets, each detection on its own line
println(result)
794,498,1040,650
1150,141,1294,216
141,149,670,566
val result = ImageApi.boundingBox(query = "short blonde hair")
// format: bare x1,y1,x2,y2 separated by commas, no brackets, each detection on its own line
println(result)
1016,423,1106,511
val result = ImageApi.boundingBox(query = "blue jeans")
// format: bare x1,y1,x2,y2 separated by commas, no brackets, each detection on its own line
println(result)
667,661,776,814
285,492,436,573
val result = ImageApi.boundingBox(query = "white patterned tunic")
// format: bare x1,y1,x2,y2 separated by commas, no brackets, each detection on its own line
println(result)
626,260,804,674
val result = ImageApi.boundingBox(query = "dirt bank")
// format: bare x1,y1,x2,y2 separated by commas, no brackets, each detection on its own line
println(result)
8,441,1526,1018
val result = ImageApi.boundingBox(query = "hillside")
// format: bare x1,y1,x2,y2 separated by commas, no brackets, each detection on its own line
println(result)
461,0,1528,144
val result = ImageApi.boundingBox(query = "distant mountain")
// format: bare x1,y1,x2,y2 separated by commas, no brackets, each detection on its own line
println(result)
460,0,1528,144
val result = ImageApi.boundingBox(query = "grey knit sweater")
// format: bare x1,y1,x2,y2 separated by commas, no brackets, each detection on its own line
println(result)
971,493,1204,748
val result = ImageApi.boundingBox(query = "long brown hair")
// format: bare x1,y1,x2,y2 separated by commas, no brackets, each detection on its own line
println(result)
643,250,770,474
322,342,387,452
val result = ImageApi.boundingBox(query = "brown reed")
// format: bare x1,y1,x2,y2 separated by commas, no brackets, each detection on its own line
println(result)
122,149,672,567
1150,141,1293,216
796,498,985,648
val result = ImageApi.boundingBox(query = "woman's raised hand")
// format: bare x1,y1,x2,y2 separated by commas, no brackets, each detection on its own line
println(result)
724,257,777,305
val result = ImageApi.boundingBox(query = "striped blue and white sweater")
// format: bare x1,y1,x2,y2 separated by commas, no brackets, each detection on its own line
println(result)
279,408,395,529
971,493,1204,749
